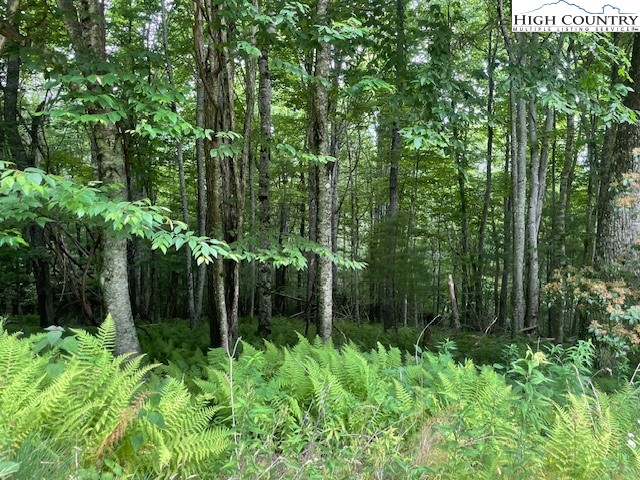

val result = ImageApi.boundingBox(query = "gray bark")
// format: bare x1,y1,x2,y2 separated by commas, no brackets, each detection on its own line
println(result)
525,103,554,329
194,80,207,324
596,34,640,269
448,274,460,330
512,94,527,333
57,0,140,355
556,113,576,267
475,31,495,322
160,0,195,325
257,46,273,336
0,0,20,55
311,0,333,341
195,0,244,352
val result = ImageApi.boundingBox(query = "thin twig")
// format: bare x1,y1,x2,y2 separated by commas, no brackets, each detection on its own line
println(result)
415,315,441,363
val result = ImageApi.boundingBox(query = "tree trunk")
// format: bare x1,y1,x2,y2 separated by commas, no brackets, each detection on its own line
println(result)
383,120,401,330
275,190,289,314
3,39,56,328
512,93,527,334
475,30,495,323
525,103,554,329
498,107,512,329
257,45,273,336
160,0,195,325
194,80,207,324
383,0,406,331
57,0,140,355
596,34,640,269
453,126,471,324
556,113,576,268
3,54,28,168
583,117,598,265
311,0,333,341
448,274,461,330
195,0,245,352
0,0,20,56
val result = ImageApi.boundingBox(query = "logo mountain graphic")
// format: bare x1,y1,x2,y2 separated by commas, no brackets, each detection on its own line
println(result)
518,0,635,15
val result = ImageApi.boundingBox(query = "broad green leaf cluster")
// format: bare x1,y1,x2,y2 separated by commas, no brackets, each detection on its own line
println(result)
0,162,365,271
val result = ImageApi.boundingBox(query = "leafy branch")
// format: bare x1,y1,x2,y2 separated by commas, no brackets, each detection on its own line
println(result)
0,162,365,270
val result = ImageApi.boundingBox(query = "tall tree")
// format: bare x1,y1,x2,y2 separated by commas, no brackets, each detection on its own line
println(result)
311,0,334,341
525,102,554,329
596,34,640,270
160,0,196,326
257,31,273,336
56,0,141,354
194,0,242,351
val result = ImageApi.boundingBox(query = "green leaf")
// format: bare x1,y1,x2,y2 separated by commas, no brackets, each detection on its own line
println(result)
129,432,145,453
59,336,78,353
47,330,63,345
146,411,166,429
45,362,65,380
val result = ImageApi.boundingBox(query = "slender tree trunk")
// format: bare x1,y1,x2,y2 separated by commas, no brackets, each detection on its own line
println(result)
382,0,407,331
583,117,598,265
475,30,495,323
57,0,140,354
329,61,341,309
331,134,339,311
4,55,28,168
311,0,334,341
275,188,288,314
194,80,207,324
453,126,471,324
556,113,576,267
525,103,554,329
3,41,56,327
498,0,527,335
160,0,195,324
306,157,318,331
448,274,461,330
195,0,242,351
29,226,55,327
0,0,20,56
257,45,273,336
346,126,361,324
248,146,256,317
498,107,512,328
383,120,401,330
28,105,56,327
512,93,527,334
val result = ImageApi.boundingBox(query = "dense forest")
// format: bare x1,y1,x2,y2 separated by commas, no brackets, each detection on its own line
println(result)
3,0,640,478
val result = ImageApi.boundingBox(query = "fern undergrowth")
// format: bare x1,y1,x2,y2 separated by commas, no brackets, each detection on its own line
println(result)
2,318,640,479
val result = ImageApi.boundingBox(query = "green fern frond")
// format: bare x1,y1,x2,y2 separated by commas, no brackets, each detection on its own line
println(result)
96,315,117,351
392,378,415,412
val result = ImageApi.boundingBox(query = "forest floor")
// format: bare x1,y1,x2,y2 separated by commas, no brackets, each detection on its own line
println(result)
2,314,638,479
5,313,627,392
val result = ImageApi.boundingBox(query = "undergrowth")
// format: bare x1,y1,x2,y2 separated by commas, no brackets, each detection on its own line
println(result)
2,317,640,478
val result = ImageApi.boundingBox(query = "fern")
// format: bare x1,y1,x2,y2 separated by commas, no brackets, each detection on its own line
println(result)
0,318,229,478
543,390,640,478
126,378,229,477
